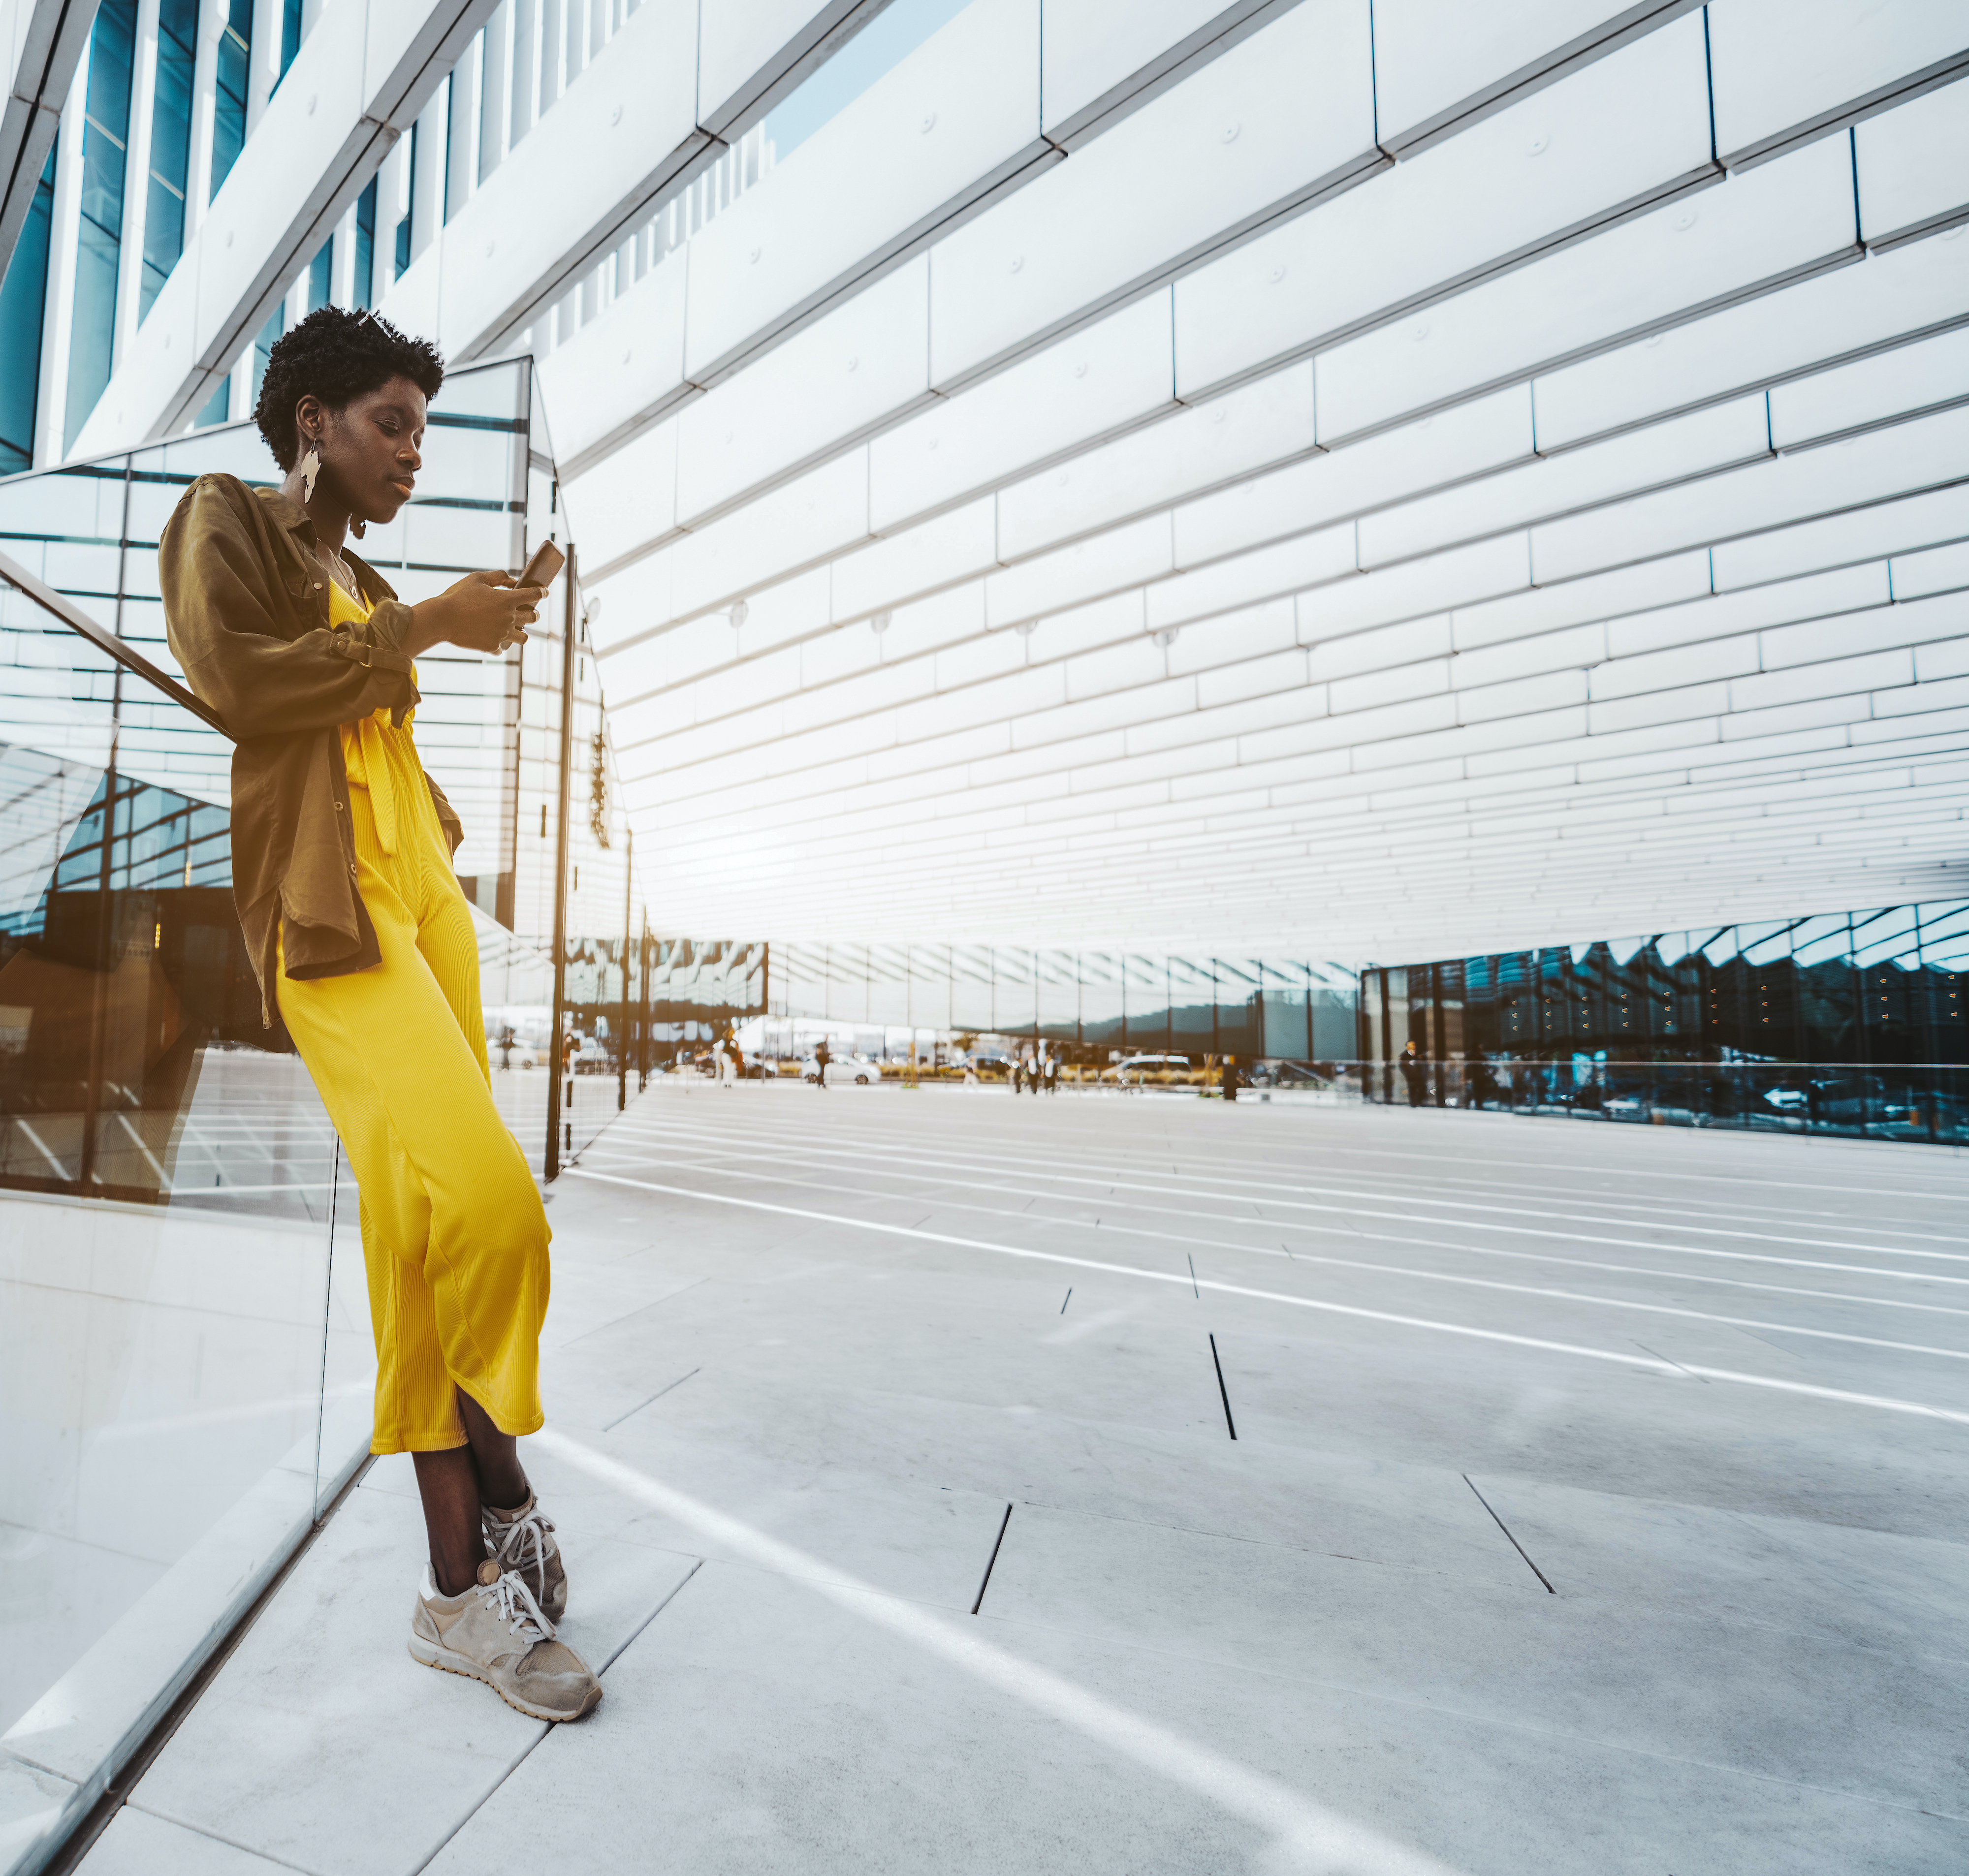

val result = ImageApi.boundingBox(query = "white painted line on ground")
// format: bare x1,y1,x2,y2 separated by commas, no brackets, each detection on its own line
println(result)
582,1141,1969,1318
617,1117,1969,1262
565,1169,1969,1427
574,1148,1969,1361
599,1124,1969,1288
538,1427,1463,1876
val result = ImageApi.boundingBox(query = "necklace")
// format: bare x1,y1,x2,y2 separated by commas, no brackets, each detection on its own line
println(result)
314,540,356,596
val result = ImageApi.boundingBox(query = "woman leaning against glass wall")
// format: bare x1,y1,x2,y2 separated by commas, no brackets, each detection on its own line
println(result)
159,307,599,1724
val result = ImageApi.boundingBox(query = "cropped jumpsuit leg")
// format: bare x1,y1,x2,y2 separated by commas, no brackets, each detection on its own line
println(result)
277,588,550,1456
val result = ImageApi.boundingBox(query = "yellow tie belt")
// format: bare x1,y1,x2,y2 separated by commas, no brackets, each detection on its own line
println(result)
341,714,401,855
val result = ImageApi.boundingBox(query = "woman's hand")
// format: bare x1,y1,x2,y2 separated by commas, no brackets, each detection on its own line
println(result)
405,569,545,657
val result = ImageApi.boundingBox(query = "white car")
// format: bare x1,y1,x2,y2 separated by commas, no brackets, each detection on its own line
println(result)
1105,1053,1198,1087
802,1054,883,1085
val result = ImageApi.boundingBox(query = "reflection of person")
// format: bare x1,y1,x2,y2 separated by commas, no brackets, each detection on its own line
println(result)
498,1023,514,1072
1466,1057,1497,1110
159,308,597,1725
1220,1054,1239,1102
1398,1043,1425,1106
814,1036,831,1089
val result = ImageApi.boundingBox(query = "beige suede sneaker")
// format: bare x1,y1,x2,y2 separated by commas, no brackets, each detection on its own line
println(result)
409,1560,602,1721
482,1492,567,1623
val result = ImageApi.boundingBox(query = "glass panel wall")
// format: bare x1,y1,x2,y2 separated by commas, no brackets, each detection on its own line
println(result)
0,358,644,1875
1365,904,1969,1142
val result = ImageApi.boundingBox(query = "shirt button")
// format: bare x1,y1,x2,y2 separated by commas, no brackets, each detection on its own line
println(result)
349,863,358,877
314,581,323,590
334,800,344,811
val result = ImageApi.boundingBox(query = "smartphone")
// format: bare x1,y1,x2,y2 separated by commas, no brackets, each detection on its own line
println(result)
516,540,565,589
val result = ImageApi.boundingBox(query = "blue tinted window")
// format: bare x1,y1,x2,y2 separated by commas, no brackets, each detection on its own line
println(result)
307,238,332,312
353,180,377,309
210,0,252,202
64,1,137,451
140,0,197,318
0,146,55,469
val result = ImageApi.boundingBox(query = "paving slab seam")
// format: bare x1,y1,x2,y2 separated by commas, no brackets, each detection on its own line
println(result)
405,1559,706,1876
126,1803,324,1876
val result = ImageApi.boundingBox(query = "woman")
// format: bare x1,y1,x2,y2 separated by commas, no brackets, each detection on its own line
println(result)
159,307,599,1723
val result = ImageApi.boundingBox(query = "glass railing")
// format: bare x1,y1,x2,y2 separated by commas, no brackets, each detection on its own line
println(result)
0,363,646,1875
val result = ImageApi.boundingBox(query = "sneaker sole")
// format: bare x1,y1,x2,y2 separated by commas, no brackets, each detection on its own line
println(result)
408,1634,603,1722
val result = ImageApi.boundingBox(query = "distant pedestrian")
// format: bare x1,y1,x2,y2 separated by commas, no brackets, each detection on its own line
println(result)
1466,1057,1497,1110
1220,1054,1239,1102
718,1042,737,1089
1398,1043,1425,1107
813,1036,830,1090
1044,1053,1059,1096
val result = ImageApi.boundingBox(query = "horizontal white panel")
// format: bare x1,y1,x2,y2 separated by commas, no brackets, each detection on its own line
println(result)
684,0,1045,382
1360,394,1770,565
1770,324,1969,449
1711,481,1969,591
1761,591,1961,668
1706,0,1969,169
1594,631,1758,698
665,449,872,619
1041,0,1270,140
535,251,691,470
1316,131,1857,441
1371,0,1700,150
1730,647,1913,712
1532,402,1969,583
1857,77,1969,246
1531,232,1969,450
1451,620,1607,689
1167,596,1299,676
677,257,931,524
930,0,1375,382
1304,612,1451,682
1891,538,1969,599
563,422,680,579
1176,386,1533,567
1175,13,1713,396
830,500,999,622
697,0,872,130
438,0,704,359
985,514,1176,627
1146,523,1356,630
1451,550,1712,649
996,363,1315,562
1298,532,1529,642
1608,563,1891,657
869,291,1175,532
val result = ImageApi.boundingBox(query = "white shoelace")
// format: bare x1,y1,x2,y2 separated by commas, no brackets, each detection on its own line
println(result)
477,1566,557,1643
485,1500,557,1604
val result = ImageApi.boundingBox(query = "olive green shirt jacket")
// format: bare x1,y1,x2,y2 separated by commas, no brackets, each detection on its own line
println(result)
159,474,464,1027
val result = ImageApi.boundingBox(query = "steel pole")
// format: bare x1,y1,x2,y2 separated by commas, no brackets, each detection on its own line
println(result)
544,547,577,1180
618,825,632,1111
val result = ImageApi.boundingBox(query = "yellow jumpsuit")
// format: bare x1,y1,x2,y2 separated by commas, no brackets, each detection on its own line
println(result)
278,581,550,1454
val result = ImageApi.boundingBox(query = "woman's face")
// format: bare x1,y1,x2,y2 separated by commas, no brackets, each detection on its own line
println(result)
297,374,428,524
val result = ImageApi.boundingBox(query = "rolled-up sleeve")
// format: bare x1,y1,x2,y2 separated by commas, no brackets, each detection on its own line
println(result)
160,476,419,737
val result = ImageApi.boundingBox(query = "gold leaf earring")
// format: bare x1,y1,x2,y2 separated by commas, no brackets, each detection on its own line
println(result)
299,445,322,504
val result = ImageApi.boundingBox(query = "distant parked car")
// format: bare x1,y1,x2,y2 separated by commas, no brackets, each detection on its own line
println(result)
1105,1053,1198,1088
572,1036,613,1074
802,1053,881,1085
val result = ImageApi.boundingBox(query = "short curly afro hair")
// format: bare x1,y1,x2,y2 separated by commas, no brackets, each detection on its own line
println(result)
253,306,445,472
